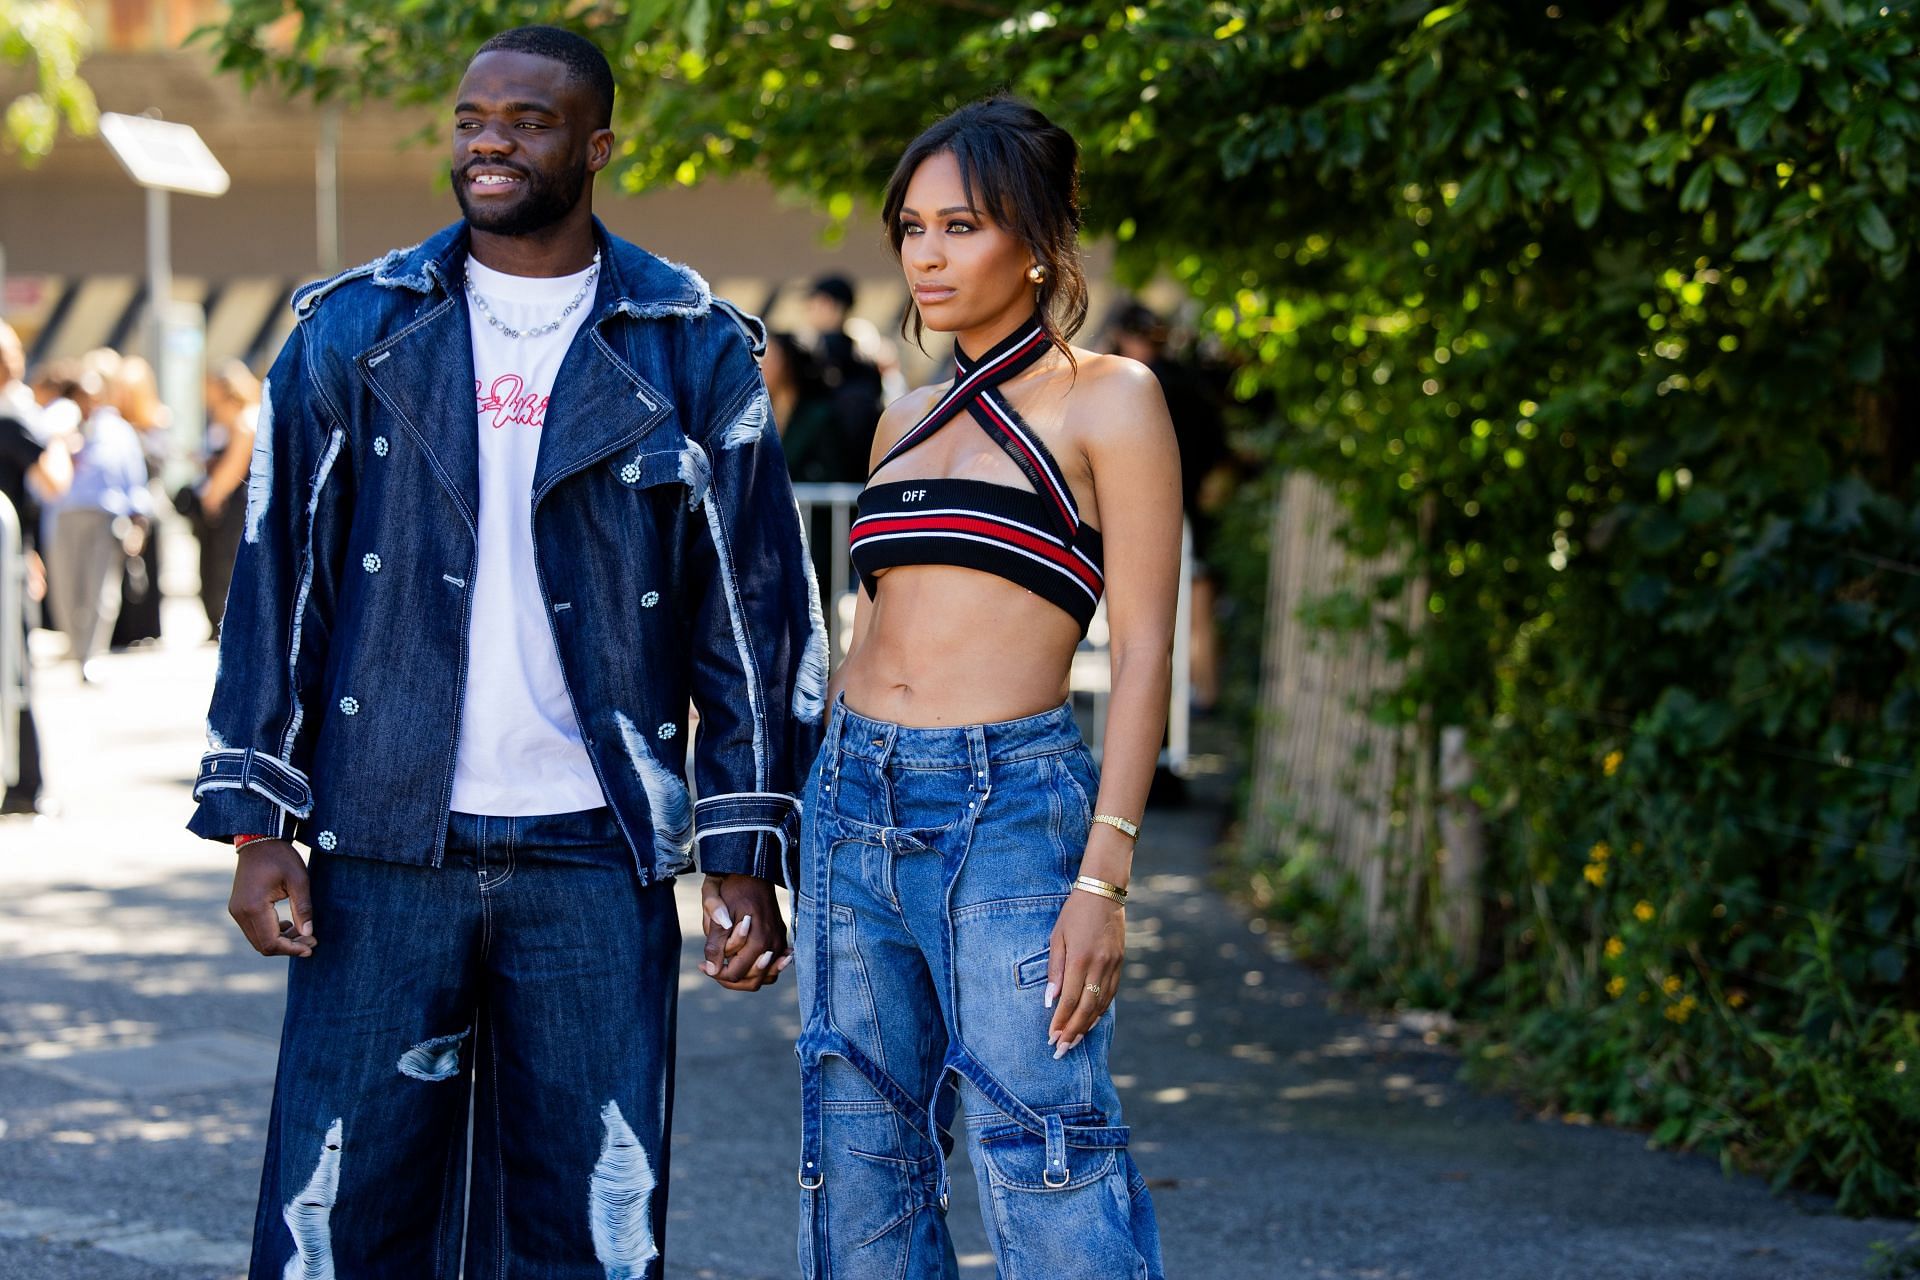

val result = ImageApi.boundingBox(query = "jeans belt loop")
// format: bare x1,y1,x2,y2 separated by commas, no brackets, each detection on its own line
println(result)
1042,1112,1070,1188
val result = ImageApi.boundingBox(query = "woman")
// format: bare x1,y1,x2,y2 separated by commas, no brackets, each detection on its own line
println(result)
792,97,1178,1279
107,354,168,649
190,359,259,636
46,354,150,680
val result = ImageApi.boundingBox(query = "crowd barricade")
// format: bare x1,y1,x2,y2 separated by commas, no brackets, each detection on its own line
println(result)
790,483,1191,774
0,492,23,790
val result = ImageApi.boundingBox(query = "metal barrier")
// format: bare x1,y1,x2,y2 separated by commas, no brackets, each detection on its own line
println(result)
0,492,23,791
791,483,1191,773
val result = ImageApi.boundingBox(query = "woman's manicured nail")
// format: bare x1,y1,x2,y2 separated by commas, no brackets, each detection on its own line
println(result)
1044,982,1059,1009
712,904,734,929
732,914,752,936
775,953,795,973
1053,1039,1071,1061
753,950,774,971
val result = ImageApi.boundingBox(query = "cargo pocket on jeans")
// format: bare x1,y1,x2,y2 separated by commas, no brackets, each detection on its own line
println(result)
1013,947,1051,990
975,1117,1116,1193
976,1116,1145,1279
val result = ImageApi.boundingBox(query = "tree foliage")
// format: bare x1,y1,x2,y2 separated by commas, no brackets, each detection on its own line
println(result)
0,0,96,163
206,0,1920,1214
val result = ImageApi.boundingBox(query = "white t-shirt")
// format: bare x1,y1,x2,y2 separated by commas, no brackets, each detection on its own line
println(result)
449,255,606,816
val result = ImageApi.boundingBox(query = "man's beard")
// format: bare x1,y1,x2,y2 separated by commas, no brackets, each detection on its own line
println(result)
454,161,587,236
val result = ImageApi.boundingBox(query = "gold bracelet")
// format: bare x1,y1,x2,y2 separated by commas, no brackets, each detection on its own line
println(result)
1073,874,1129,905
1091,813,1141,840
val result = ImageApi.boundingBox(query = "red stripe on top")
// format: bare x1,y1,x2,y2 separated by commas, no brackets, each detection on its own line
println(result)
852,513,1103,593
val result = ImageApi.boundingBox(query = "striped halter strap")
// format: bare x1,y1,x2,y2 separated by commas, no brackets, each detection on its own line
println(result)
868,315,1080,541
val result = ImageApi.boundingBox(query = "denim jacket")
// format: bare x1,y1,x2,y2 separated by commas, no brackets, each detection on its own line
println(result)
187,220,828,886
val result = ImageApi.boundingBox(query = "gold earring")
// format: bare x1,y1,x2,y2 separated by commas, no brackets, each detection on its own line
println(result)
1026,263,1050,285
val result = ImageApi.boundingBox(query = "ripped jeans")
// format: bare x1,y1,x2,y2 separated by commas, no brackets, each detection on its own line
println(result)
795,699,1164,1279
251,807,679,1280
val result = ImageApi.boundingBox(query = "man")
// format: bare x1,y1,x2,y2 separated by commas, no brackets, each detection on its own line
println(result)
0,321,70,815
188,27,825,1279
804,274,885,478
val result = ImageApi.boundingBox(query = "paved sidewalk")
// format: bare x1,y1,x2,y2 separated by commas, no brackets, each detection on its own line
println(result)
0,604,1908,1278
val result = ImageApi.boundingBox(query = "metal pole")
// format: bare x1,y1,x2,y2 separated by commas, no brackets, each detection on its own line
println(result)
317,105,342,275
146,185,171,371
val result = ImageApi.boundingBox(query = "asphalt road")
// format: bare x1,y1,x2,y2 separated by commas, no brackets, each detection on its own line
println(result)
0,590,1908,1279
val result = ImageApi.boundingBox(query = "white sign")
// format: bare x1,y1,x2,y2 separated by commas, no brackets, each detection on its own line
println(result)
99,113,230,197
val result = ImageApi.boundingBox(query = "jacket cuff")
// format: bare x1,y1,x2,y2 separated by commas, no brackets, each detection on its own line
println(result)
692,792,800,886
186,749,312,844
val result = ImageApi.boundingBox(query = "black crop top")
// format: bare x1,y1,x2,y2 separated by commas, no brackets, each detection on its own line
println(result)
849,316,1105,634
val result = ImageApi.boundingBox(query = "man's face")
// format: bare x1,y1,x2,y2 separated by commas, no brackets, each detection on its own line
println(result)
451,50,610,236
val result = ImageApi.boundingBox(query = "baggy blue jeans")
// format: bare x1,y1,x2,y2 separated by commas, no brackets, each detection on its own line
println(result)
250,808,679,1280
795,699,1164,1279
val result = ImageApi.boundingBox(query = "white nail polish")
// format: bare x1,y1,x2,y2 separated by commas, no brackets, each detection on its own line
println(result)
713,905,734,929
1053,1040,1070,1061
753,950,773,971
734,914,752,934
1044,982,1059,1009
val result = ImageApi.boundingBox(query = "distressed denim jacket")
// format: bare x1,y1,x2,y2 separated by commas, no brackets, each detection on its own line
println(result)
187,219,827,885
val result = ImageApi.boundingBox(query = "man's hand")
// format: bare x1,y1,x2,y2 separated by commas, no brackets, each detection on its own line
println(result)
228,840,316,958
699,874,792,992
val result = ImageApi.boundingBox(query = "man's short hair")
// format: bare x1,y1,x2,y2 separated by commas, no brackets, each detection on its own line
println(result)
475,26,615,130
810,275,855,310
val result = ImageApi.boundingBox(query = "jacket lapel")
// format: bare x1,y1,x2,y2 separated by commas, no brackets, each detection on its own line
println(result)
532,320,673,503
355,296,481,533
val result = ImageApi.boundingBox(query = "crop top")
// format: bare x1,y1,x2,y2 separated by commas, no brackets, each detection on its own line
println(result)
849,315,1106,634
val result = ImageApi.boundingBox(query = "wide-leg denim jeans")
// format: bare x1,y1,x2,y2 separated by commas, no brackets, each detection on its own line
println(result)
795,699,1164,1279
251,807,679,1280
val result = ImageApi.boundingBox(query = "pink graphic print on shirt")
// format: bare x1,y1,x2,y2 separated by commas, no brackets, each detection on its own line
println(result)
476,374,550,429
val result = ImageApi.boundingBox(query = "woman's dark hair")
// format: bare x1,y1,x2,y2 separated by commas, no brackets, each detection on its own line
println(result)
881,96,1087,362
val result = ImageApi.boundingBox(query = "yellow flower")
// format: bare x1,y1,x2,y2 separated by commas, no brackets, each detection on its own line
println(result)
1606,975,1626,998
1604,937,1624,958
1589,841,1612,862
1664,994,1698,1024
1584,863,1607,886
1603,750,1624,777
1728,991,1748,1009
1634,900,1656,922
1662,974,1683,995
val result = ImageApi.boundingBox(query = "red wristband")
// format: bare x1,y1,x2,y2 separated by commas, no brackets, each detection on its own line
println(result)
234,834,273,848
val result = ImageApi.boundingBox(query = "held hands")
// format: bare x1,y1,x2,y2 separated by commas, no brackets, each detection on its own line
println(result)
228,840,317,959
1044,888,1126,1058
699,874,794,992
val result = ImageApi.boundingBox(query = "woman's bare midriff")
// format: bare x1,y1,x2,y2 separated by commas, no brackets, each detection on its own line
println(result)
839,564,1084,727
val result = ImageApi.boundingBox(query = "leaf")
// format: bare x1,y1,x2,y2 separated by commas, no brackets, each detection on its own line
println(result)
1679,162,1715,212
1856,201,1896,253
1766,65,1803,113
1571,161,1603,229
1691,67,1770,111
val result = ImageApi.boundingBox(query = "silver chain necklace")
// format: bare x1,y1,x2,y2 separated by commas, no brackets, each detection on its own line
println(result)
465,251,601,340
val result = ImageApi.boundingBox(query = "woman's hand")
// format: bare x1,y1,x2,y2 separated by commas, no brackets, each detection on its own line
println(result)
1044,889,1126,1057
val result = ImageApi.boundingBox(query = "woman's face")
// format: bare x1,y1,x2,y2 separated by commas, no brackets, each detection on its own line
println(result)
897,150,1032,337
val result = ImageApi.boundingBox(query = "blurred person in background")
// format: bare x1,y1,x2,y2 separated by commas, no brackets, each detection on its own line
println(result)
1110,301,1229,713
108,354,169,649
806,273,887,470
31,359,84,439
0,322,71,815
46,353,150,682
765,330,853,483
182,359,260,637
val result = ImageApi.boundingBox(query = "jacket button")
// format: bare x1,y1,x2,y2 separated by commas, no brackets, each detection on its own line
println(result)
620,462,641,484
339,696,360,716
316,831,337,851
641,591,659,608
373,436,389,457
362,553,381,574
657,722,677,740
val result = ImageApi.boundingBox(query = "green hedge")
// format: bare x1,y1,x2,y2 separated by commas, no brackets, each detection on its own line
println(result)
1210,2,1920,1216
